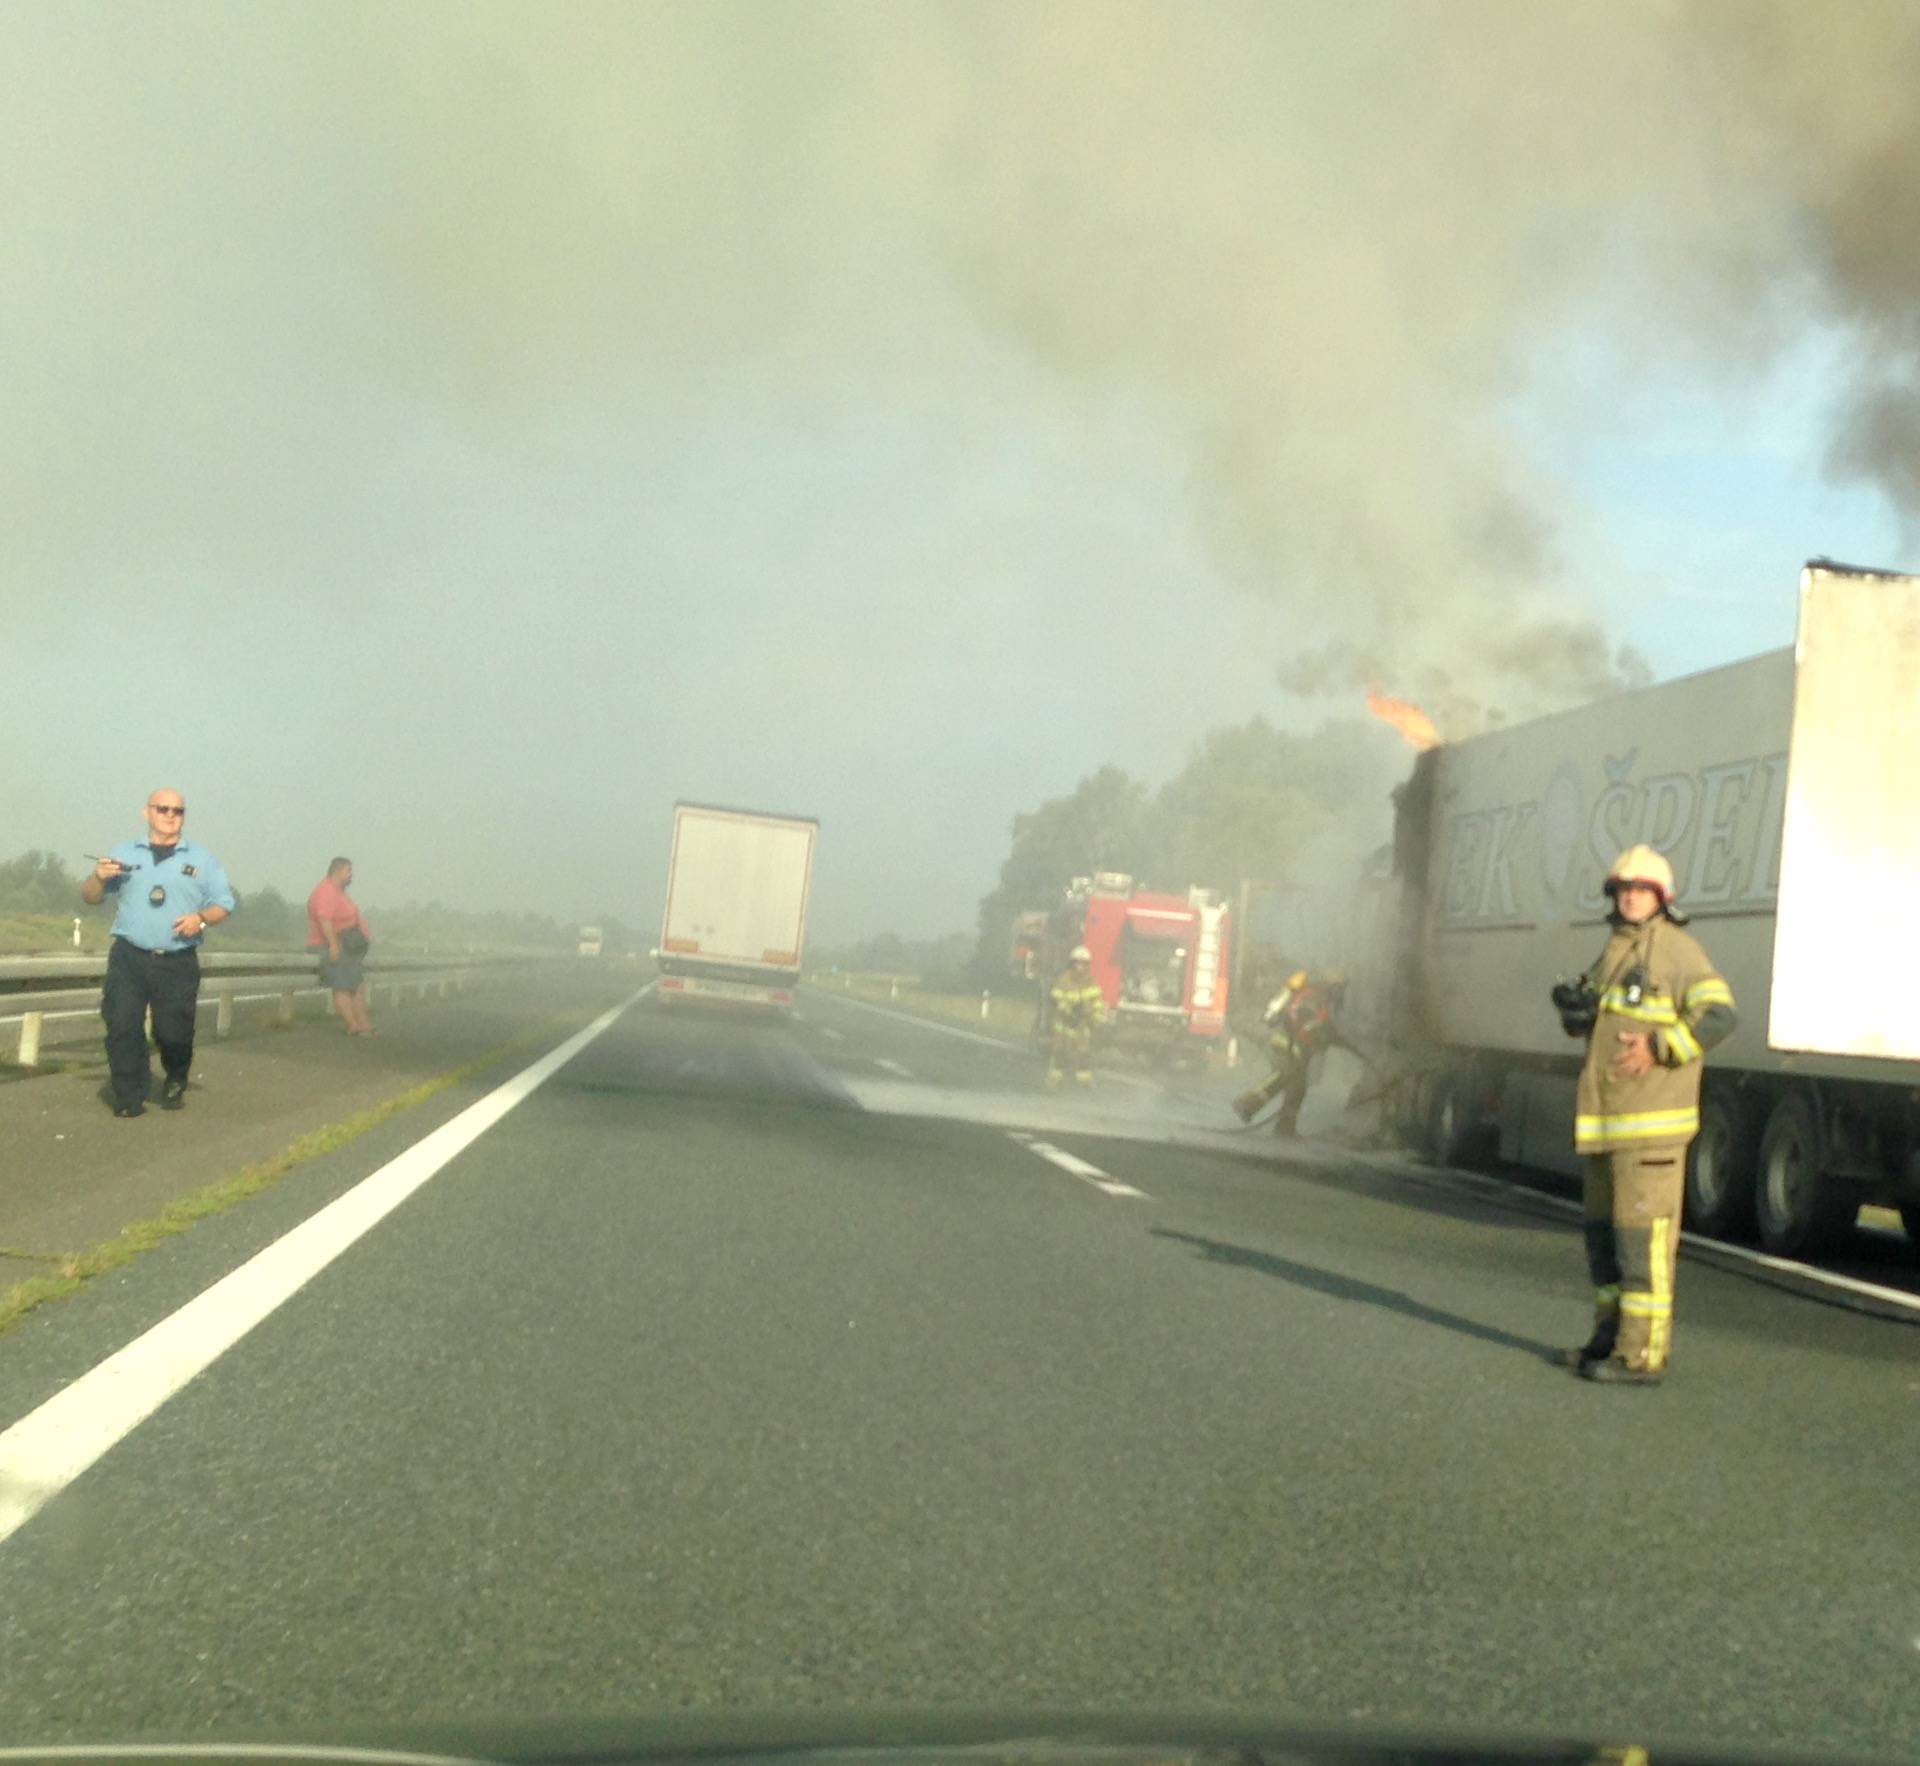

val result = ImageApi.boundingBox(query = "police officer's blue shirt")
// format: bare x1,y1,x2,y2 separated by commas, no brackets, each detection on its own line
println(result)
102,838,236,953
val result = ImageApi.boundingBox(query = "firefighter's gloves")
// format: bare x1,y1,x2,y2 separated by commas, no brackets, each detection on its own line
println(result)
1551,977,1599,1039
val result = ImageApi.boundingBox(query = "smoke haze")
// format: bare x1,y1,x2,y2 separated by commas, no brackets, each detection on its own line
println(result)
5,1,1916,933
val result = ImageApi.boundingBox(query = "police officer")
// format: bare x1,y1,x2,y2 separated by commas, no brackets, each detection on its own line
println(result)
1232,967,1360,1135
1047,944,1106,1088
79,789,236,1117
1553,845,1736,1385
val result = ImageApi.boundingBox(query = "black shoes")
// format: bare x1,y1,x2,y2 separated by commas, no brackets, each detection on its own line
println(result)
1551,1333,1616,1370
159,1076,188,1111
1579,1358,1664,1386
113,1102,144,1119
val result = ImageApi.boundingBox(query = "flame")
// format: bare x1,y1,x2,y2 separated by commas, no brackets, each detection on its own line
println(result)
1367,684,1440,750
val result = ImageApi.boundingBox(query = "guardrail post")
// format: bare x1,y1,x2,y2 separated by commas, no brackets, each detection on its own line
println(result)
71,918,82,949
278,989,295,1025
216,991,234,1038
417,980,429,1001
19,1011,44,1067
890,977,899,1000
438,977,448,1000
980,991,990,1020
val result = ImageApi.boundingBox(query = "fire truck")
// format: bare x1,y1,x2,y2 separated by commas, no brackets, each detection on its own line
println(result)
1015,873,1233,1056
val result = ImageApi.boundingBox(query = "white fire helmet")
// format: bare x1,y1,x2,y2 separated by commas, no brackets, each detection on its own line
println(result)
1605,844,1676,904
1070,945,1093,964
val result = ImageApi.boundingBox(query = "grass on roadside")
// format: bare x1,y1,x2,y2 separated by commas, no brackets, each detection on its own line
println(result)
0,1015,574,1340
0,913,113,956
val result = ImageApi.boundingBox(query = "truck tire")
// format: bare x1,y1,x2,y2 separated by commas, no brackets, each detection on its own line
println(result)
1901,1202,1920,1255
1397,1069,1434,1149
1427,1070,1491,1171
1685,1089,1758,1240
1754,1091,1853,1257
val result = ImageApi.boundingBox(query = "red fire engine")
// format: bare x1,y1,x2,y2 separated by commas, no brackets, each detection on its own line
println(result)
1015,872,1233,1048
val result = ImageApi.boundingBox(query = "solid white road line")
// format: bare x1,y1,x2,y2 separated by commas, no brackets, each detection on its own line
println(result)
1008,1131,1149,1200
0,986,651,1550
873,1057,914,1079
1393,1155,1920,1319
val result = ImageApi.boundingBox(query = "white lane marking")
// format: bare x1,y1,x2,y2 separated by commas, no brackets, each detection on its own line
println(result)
1410,1157,1920,1318
825,993,1016,1051
1009,1132,1148,1199
873,1057,914,1079
817,1025,846,1042
1678,1224,1920,1312
0,986,652,1550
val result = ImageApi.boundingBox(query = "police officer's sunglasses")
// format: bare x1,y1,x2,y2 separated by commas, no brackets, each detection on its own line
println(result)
148,804,186,816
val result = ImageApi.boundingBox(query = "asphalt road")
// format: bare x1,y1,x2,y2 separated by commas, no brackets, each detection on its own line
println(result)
2,975,1918,1758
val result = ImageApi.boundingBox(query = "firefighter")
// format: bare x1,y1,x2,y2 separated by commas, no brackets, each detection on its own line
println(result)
1047,944,1106,1088
1552,844,1737,1386
1232,967,1359,1135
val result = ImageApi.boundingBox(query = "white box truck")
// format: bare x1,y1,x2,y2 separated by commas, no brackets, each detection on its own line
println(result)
656,802,818,1012
1389,560,1920,1258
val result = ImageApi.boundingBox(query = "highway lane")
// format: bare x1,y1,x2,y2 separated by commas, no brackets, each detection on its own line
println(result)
1,984,1918,1756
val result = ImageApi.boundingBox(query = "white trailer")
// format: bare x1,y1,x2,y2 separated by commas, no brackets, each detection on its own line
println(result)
656,802,818,1012
1391,560,1920,1257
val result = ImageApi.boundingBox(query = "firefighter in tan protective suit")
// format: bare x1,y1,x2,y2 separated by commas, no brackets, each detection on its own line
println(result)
1552,845,1737,1386
1047,945,1107,1088
1232,968,1361,1136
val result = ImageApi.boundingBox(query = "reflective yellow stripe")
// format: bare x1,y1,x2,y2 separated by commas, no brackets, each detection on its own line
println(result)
1600,987,1679,1026
1619,1293,1673,1316
1575,1108,1699,1147
1594,1284,1621,1306
1649,1216,1674,1362
1664,1020,1703,1064
1684,978,1735,1009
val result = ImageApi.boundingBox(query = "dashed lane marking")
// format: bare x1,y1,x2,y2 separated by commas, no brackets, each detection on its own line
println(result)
873,1058,914,1079
823,993,1016,1051
1008,1131,1149,1200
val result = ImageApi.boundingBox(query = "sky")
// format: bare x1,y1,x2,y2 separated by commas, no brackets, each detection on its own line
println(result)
5,1,1917,944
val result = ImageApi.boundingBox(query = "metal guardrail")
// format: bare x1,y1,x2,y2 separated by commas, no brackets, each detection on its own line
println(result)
0,949,495,987
0,954,515,1067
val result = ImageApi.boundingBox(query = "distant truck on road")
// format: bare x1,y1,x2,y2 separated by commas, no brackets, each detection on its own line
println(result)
577,926,604,957
1389,560,1920,1259
656,802,818,1013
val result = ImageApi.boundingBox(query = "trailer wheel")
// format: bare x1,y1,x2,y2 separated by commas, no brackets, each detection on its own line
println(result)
1901,1202,1920,1255
1684,1089,1757,1240
1397,1070,1433,1149
1754,1091,1852,1257
1427,1071,1490,1171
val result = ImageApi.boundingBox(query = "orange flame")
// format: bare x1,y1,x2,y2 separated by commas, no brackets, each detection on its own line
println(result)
1367,684,1440,751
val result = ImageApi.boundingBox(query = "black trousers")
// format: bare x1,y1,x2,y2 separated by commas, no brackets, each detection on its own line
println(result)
101,936,201,1106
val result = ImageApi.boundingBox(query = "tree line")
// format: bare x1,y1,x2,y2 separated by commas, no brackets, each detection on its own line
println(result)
0,851,639,955
969,715,1408,981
